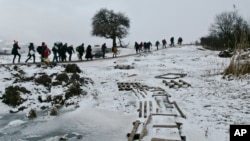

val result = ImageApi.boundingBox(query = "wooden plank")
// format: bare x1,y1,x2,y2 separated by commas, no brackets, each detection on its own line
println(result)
152,113,178,117
149,101,153,112
170,80,182,87
128,120,140,141
151,138,181,141
179,79,191,87
139,114,152,141
152,94,168,97
153,125,179,128
139,101,142,118
172,101,186,118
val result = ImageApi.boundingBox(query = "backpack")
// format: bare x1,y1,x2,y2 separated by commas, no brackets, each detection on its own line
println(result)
52,46,58,52
76,46,80,52
37,46,42,54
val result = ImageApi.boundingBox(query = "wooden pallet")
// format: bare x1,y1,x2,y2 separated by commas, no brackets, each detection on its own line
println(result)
162,79,191,88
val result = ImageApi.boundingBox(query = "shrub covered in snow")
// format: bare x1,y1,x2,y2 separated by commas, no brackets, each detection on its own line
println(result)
55,73,69,83
2,86,30,107
35,74,52,87
50,107,58,116
64,64,81,73
27,109,37,119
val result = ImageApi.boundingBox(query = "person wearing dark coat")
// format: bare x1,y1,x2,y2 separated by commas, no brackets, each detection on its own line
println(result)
76,43,85,61
61,43,68,62
25,42,36,63
67,45,75,61
52,43,59,62
178,37,183,45
12,40,21,63
85,45,93,61
170,37,175,47
162,39,167,48
134,42,139,54
155,41,160,50
101,43,107,58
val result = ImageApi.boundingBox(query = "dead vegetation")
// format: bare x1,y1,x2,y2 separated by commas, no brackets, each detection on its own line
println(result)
224,32,250,77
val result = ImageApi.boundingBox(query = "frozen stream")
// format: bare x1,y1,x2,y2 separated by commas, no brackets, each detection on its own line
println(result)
0,107,135,141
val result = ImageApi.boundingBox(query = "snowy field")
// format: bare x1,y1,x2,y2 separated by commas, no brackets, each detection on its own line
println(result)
0,45,249,141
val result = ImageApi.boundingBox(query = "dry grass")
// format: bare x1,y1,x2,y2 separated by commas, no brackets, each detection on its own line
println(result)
224,32,250,76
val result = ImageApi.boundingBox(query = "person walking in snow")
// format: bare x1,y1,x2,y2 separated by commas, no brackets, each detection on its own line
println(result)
101,43,107,58
36,42,47,62
25,42,36,63
52,43,59,62
139,42,143,52
178,37,183,45
43,46,51,60
112,46,118,58
162,39,167,48
85,45,93,61
134,42,140,54
155,40,160,50
67,45,75,61
76,43,85,61
12,40,21,63
61,43,68,62
170,37,175,47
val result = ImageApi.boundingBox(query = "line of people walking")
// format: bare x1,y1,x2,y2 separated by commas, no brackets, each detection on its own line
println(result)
134,37,183,53
11,40,118,64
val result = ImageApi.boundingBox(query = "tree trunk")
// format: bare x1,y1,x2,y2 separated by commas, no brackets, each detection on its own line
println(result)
112,37,117,47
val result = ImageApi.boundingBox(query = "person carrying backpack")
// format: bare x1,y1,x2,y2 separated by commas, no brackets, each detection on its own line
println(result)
12,40,21,63
37,42,47,62
43,46,51,64
67,45,75,61
76,43,85,61
178,37,183,45
25,42,36,63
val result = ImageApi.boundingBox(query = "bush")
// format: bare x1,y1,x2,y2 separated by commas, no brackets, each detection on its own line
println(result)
27,109,37,119
64,64,81,73
52,95,64,105
55,73,69,83
65,83,81,100
50,107,58,116
35,74,52,87
71,73,80,81
2,86,30,107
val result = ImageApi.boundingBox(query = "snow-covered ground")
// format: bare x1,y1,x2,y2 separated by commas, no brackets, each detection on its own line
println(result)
0,45,249,141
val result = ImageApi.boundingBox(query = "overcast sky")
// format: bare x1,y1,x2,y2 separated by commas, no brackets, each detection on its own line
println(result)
0,0,249,47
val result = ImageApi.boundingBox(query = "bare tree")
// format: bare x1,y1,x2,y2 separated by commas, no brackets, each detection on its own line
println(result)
209,11,249,48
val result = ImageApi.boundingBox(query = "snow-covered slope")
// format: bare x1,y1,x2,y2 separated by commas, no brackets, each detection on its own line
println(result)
0,45,249,141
